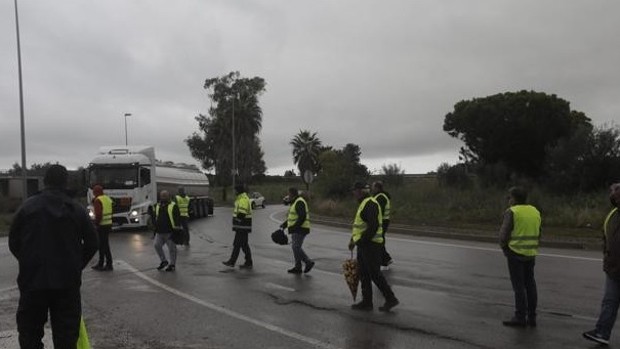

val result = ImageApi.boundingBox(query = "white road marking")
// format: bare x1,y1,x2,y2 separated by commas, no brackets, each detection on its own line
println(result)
0,286,17,294
117,260,341,349
265,282,296,292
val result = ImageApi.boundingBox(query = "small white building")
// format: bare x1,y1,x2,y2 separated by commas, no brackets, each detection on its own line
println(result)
0,176,43,199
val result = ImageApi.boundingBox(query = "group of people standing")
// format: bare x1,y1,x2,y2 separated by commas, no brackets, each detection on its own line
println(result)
7,163,620,347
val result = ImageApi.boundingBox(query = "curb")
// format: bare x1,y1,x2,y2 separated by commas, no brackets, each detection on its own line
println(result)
311,217,601,251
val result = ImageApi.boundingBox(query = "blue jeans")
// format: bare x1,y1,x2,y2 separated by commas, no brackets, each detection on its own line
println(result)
506,254,537,319
291,233,311,269
596,275,620,339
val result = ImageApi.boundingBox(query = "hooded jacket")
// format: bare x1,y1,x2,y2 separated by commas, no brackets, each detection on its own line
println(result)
9,189,98,291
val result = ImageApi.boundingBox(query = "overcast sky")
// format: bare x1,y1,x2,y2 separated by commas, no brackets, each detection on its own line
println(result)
1,1,619,175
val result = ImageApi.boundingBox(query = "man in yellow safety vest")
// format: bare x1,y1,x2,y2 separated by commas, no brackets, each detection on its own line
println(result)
152,190,181,272
175,187,191,246
280,187,315,274
583,181,620,345
349,181,399,312
91,185,114,271
499,186,541,327
223,183,253,269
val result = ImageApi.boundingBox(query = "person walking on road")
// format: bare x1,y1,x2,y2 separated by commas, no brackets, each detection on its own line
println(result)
152,190,181,272
175,187,191,246
9,164,98,349
499,186,541,327
583,181,620,345
91,184,114,271
223,183,253,269
372,181,393,269
281,187,315,274
349,181,399,312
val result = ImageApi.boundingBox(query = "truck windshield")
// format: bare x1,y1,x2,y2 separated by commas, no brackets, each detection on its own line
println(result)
89,166,138,189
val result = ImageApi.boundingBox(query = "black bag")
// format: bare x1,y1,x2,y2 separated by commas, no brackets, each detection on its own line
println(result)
271,228,288,245
170,229,184,245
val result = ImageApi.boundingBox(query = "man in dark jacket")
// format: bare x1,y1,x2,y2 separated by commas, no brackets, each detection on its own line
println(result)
280,187,314,274
9,164,98,349
584,182,620,345
372,181,393,268
152,190,181,272
348,182,399,312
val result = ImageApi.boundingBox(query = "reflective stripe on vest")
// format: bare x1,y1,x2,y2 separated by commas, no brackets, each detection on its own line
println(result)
233,193,252,230
155,202,179,229
175,195,190,217
508,205,541,257
287,197,310,229
351,197,384,244
374,192,391,220
604,208,619,239
97,195,113,226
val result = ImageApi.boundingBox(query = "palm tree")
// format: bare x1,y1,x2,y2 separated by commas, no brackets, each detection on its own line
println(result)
290,130,322,183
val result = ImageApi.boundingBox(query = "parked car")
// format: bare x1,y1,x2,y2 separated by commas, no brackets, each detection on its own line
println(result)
282,195,291,205
249,191,265,209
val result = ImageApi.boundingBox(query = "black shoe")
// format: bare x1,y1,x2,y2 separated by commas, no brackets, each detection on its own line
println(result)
165,264,175,272
304,261,315,273
222,261,235,267
378,298,400,312
91,264,103,271
351,301,373,311
102,264,113,271
583,330,609,345
157,261,169,270
288,267,302,274
239,264,253,269
502,317,527,327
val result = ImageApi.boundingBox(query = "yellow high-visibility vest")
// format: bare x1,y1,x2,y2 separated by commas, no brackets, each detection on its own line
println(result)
604,207,619,239
233,193,252,231
155,202,179,229
508,205,541,256
374,192,391,220
287,196,310,229
352,197,384,244
96,195,113,226
175,195,190,217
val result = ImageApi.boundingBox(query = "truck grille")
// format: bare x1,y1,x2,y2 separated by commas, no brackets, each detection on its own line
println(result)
112,197,132,214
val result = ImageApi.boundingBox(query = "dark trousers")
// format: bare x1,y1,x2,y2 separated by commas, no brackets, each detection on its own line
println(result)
291,233,312,268
358,243,396,304
17,288,81,349
96,224,112,267
179,216,190,244
381,221,392,266
229,230,252,265
506,254,537,319
595,275,620,339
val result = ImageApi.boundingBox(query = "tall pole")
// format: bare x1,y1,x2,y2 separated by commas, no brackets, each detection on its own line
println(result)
231,95,235,193
124,113,131,146
14,0,27,201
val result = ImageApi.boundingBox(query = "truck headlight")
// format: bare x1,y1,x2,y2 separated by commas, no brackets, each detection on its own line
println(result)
130,210,139,217
88,209,95,220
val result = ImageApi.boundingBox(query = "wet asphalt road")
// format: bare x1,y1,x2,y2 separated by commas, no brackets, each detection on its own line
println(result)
0,204,612,348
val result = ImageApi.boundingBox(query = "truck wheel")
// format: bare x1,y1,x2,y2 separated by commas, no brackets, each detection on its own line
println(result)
251,202,256,210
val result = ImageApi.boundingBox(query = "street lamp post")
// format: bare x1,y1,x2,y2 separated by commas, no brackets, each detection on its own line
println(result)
124,113,131,146
13,0,27,201
231,96,236,192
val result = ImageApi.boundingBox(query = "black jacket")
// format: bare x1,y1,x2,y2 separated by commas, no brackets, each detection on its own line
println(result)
282,196,309,235
9,189,98,291
356,195,381,247
604,208,620,279
153,202,181,235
